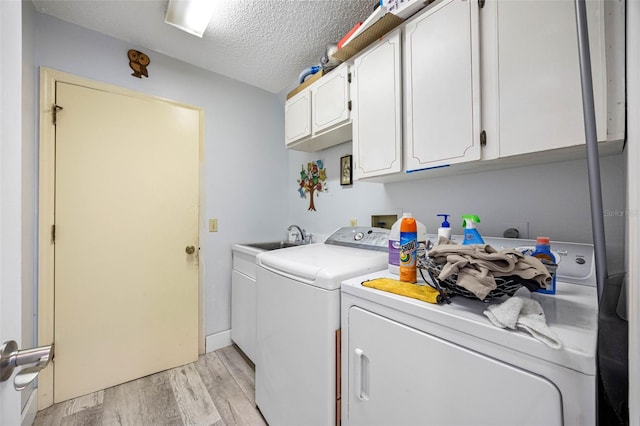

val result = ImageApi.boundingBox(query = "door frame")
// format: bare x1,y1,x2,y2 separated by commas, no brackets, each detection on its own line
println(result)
37,67,205,409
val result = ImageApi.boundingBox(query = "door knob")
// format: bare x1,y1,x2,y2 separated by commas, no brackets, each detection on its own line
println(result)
185,245,196,254
0,340,54,391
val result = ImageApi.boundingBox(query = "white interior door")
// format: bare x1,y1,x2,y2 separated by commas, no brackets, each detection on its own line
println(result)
53,82,200,403
0,82,23,425
1,0,24,424
0,225,22,425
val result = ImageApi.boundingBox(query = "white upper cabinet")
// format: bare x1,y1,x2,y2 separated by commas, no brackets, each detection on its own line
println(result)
285,90,311,144
352,29,403,180
485,0,624,158
403,0,481,172
312,65,351,135
285,63,352,152
286,0,624,175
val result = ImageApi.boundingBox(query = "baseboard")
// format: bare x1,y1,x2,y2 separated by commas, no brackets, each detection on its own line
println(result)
21,389,37,426
205,330,232,353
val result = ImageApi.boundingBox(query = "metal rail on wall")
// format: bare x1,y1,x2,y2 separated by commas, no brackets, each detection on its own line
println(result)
574,0,608,303
576,4,629,425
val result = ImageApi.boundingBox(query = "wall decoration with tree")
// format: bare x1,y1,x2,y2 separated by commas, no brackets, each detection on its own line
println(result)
297,160,327,211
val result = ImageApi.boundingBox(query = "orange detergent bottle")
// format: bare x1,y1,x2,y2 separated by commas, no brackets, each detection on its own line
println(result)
399,213,417,283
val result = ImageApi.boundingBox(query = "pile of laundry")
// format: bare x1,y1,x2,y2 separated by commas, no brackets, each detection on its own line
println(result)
427,238,561,348
427,238,554,301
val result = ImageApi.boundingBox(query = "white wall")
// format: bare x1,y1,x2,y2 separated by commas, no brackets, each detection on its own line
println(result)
288,141,627,274
32,13,289,338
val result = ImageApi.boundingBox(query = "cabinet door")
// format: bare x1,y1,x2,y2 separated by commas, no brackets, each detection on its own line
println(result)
231,270,256,362
352,30,402,180
311,64,350,135
285,89,312,146
345,307,562,426
403,0,481,172
495,0,606,157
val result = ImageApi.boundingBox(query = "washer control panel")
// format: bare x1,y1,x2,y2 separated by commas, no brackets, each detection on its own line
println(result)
325,227,389,251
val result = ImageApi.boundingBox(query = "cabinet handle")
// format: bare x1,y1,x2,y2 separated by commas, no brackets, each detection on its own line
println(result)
354,348,369,401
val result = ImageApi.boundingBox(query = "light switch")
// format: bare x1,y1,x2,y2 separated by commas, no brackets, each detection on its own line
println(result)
209,219,218,232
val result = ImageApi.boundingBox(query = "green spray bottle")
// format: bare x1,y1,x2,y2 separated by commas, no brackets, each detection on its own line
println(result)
462,215,485,245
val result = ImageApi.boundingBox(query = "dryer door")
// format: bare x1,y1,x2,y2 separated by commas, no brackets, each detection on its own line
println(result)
346,307,563,426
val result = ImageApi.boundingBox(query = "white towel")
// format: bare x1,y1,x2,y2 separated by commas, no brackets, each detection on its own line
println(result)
484,287,562,349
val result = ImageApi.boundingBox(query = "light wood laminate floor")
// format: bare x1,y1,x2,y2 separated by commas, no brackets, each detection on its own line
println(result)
34,345,267,426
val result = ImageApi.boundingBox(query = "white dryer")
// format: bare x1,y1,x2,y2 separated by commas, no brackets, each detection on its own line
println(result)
341,236,599,426
255,227,389,426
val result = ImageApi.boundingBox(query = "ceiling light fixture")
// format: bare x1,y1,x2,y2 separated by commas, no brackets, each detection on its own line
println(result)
164,0,215,38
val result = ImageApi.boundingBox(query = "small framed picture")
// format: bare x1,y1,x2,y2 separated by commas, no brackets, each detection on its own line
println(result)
340,155,352,186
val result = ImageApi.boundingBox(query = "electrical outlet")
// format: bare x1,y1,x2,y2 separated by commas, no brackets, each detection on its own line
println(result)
209,218,218,232
504,221,529,239
350,218,358,227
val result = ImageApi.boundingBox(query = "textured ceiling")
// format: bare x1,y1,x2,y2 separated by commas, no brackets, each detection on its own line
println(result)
31,0,376,93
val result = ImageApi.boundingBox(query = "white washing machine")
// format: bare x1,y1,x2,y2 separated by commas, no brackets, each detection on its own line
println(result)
341,236,599,426
255,227,389,426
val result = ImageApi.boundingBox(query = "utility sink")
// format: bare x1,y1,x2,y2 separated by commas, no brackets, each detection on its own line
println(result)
246,241,301,251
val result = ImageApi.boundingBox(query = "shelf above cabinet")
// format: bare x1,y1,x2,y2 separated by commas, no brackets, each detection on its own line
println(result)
332,13,404,63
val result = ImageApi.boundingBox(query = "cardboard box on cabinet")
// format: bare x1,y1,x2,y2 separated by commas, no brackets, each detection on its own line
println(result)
331,13,404,62
286,70,324,100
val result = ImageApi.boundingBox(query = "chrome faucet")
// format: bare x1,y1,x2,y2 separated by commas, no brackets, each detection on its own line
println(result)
288,225,311,244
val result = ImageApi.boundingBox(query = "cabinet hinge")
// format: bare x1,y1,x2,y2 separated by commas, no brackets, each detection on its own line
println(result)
52,104,63,125
51,224,56,244
348,100,352,111
480,130,487,146
348,72,352,83
479,0,485,8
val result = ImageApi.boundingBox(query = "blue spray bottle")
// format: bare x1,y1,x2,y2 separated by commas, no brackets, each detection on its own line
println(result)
461,214,485,245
